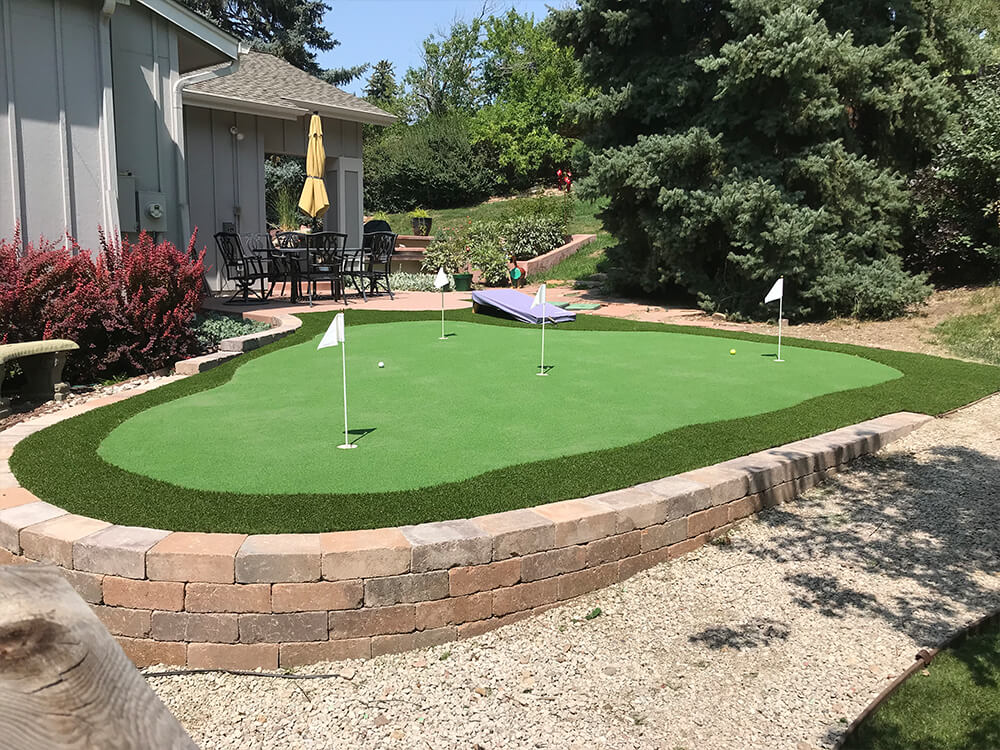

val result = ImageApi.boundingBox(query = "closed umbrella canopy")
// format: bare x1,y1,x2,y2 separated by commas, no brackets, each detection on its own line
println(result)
299,114,330,219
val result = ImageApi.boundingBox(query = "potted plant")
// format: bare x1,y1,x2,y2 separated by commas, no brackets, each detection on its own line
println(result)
409,208,433,236
268,188,305,242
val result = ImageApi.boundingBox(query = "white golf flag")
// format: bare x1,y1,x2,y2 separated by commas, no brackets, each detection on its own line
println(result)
317,312,345,349
531,284,546,309
764,277,783,304
434,267,449,289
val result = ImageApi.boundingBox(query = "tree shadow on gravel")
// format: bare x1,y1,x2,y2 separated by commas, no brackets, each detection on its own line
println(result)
726,444,1000,748
688,616,790,650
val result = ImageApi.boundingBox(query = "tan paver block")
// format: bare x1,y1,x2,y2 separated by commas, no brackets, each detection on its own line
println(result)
73,525,170,579
448,558,521,596
329,604,415,639
687,506,729,536
371,626,455,657
618,547,671,582
585,531,639,567
762,444,817,479
57,568,104,604
667,533,710,560
104,576,185,611
118,637,187,667
492,578,559,617
92,605,151,638
147,532,246,583
0,501,68,553
557,561,618,600
239,612,328,643
727,494,764,523
320,528,410,580
236,534,321,583
364,571,449,607
0,487,38,511
533,498,617,547
668,469,743,510
188,643,278,670
280,639,371,666
721,452,793,493
589,488,669,532
272,580,363,612
185,582,271,613
20,514,110,567
520,545,586,582
639,519,688,552
399,520,492,572
469,508,556,560
151,611,239,643
415,592,492,630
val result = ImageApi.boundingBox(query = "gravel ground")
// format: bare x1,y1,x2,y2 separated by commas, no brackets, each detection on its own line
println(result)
148,394,1000,750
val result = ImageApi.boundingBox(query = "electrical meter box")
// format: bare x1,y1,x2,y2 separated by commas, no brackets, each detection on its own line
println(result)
137,191,168,233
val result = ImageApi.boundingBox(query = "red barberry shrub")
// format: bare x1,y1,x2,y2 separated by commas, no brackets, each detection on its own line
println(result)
0,228,206,383
100,230,205,375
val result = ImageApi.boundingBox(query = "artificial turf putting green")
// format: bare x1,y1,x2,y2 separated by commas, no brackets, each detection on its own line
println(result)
9,309,1000,533
97,320,900,494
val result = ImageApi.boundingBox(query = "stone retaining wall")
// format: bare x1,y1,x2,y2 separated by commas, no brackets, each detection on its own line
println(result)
0,409,931,669
174,313,301,376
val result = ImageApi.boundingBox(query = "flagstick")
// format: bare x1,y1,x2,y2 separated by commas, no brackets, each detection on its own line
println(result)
775,295,784,363
337,336,356,449
537,315,547,376
439,289,447,340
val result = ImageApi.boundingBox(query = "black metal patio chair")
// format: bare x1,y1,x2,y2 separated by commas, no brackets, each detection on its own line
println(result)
214,232,268,304
305,231,349,304
357,231,397,298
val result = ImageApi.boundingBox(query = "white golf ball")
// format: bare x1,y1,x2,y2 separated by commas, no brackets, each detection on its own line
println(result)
378,361,385,368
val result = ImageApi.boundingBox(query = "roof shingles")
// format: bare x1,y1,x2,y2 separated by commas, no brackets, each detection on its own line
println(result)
185,51,395,124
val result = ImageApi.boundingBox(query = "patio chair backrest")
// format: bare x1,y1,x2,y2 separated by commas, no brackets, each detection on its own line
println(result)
214,232,245,270
367,232,397,265
274,231,306,249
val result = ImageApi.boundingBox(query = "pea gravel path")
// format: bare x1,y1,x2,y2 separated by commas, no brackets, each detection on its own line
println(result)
148,394,1000,750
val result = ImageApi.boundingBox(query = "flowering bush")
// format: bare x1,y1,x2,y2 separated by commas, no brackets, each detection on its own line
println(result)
0,229,206,383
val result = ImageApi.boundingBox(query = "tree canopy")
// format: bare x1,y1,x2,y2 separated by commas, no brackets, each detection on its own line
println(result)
179,0,365,84
552,0,997,319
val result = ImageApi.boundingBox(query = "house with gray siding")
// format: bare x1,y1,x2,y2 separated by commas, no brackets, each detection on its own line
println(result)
1,0,394,289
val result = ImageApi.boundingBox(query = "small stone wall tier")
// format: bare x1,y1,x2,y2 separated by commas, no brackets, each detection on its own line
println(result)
0,411,931,669
173,313,301,375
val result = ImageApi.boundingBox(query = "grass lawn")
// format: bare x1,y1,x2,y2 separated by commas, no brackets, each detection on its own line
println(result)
842,620,1000,749
10,309,1000,533
97,320,898,495
380,195,611,284
935,286,1000,365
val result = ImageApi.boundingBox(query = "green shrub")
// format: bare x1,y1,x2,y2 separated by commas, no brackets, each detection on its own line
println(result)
502,215,565,260
388,272,455,292
468,222,511,285
422,226,471,274
364,114,496,212
193,312,270,350
811,256,933,320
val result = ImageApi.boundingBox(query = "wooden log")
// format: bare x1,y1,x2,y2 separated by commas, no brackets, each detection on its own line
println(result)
0,565,196,750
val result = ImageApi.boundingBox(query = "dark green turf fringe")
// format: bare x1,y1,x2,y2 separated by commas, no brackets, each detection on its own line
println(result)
10,309,1000,533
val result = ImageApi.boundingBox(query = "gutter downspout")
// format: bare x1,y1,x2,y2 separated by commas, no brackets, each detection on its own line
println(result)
172,42,248,253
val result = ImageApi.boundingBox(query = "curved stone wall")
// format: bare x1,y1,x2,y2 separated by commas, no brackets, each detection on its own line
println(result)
0,391,931,669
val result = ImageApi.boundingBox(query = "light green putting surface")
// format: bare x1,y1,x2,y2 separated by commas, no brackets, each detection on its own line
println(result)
98,320,900,494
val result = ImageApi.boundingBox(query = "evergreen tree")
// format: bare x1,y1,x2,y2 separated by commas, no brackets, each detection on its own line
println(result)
180,0,366,85
364,60,401,108
554,0,967,319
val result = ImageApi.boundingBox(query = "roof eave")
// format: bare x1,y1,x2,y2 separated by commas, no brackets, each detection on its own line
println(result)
135,0,241,60
183,90,306,120
280,96,398,126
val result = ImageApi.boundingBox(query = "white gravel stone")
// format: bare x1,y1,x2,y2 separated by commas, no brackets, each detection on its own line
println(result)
147,395,1000,749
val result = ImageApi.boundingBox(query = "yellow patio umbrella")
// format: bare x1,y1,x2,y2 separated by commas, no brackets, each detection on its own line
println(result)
299,113,330,219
